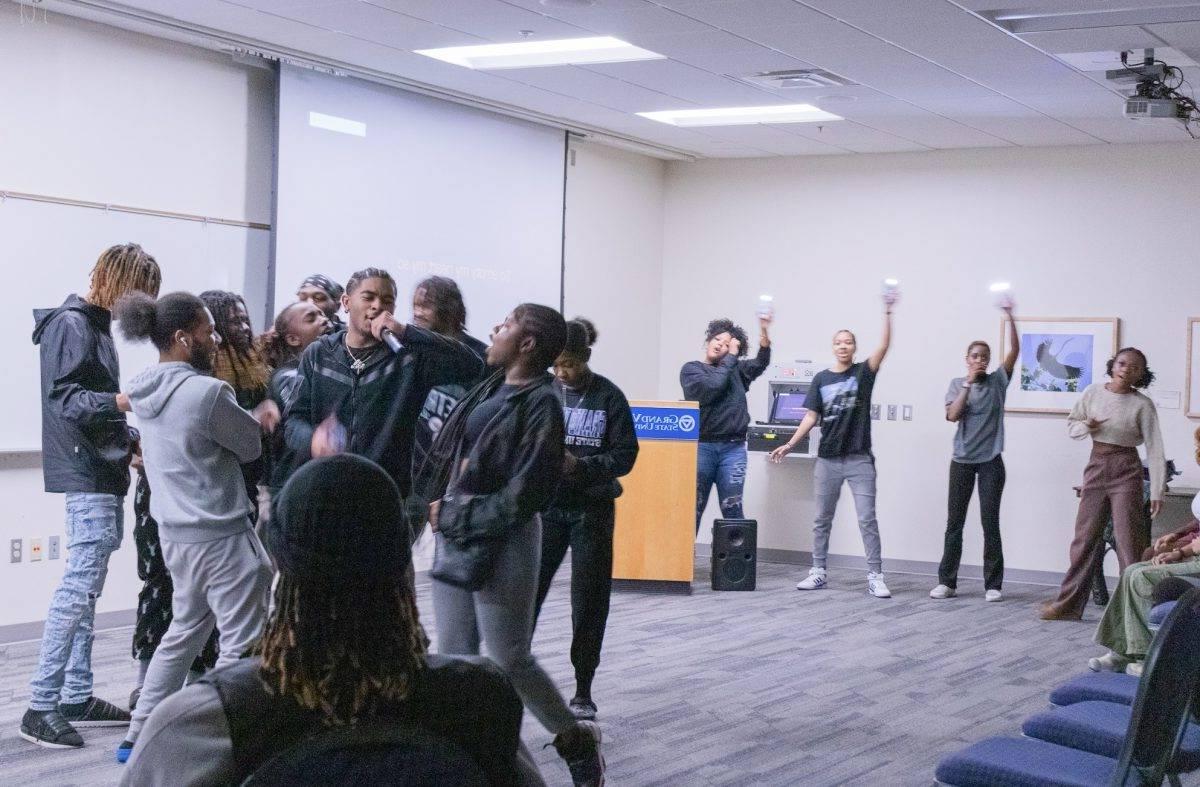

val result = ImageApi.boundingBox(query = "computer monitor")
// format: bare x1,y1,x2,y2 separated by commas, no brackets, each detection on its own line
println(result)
770,391,808,425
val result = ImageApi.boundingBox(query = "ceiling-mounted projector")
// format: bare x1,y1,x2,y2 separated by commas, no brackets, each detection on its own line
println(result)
1124,97,1188,120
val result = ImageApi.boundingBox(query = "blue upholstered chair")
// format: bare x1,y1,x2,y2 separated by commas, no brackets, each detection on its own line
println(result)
935,588,1200,787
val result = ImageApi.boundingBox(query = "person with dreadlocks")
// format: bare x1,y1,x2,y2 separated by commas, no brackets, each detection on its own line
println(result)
284,267,482,498
424,304,605,787
121,454,539,786
199,290,278,517
296,273,345,331
114,291,275,764
260,300,330,495
22,243,161,750
533,317,638,722
411,276,489,492
680,313,773,534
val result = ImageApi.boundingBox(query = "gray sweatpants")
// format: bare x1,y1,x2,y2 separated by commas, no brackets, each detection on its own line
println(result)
128,526,273,742
813,453,883,573
431,515,576,736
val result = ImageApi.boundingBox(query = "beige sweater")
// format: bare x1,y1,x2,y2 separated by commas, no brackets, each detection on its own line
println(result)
1067,382,1166,500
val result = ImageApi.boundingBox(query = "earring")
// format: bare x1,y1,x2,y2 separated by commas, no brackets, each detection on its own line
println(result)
180,337,189,347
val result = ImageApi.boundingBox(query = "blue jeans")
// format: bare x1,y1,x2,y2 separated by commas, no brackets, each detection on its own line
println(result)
29,493,124,711
695,441,747,534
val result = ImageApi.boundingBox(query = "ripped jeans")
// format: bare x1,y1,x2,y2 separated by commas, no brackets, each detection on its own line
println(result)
696,441,747,534
29,493,124,711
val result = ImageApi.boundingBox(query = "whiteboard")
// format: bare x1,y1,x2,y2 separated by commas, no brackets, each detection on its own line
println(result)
275,65,564,339
2,196,271,452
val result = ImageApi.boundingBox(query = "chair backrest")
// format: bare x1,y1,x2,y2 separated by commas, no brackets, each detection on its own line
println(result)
1111,587,1200,787
241,721,490,787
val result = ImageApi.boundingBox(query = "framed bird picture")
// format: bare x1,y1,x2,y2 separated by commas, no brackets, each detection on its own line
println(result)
999,317,1120,414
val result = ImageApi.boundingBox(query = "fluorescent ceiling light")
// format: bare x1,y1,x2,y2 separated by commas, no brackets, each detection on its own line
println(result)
637,104,842,127
309,111,366,137
415,36,664,70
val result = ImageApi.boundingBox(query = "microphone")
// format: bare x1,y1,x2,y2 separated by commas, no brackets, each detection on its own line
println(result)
381,328,403,353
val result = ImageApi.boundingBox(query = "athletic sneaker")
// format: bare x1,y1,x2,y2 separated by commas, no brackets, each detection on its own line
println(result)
18,709,83,749
116,740,134,764
569,696,598,721
1126,662,1144,678
1088,651,1129,673
796,568,827,591
553,720,605,787
59,696,131,727
867,572,891,598
985,589,1003,602
929,584,956,599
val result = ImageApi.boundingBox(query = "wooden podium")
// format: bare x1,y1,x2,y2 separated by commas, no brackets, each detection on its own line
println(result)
613,400,699,593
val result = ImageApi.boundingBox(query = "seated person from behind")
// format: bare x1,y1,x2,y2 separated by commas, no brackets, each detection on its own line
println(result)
1089,427,1200,677
122,454,541,787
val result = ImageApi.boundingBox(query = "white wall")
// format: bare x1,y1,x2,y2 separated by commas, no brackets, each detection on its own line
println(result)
0,10,274,627
564,141,667,398
663,143,1200,575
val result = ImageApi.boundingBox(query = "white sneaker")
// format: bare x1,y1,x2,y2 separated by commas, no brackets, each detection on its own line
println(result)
985,589,1003,602
867,572,891,598
1087,651,1129,673
929,584,956,599
1126,661,1144,678
796,568,827,591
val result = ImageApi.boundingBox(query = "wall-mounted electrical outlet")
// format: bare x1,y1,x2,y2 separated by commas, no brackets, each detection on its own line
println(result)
30,538,43,562
48,536,60,560
902,405,913,421
887,405,898,421
10,539,21,563
870,404,881,420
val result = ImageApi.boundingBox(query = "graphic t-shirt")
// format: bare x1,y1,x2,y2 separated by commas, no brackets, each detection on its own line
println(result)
804,362,877,459
944,367,1009,463
412,333,488,477
562,386,606,450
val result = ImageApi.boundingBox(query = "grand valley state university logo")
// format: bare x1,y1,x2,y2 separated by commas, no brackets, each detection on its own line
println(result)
631,406,700,441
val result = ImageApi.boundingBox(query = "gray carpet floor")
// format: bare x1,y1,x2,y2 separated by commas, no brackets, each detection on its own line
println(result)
0,559,1193,786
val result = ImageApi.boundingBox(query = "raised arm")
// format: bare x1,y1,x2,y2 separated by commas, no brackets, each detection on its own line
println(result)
1001,304,1019,379
867,295,894,373
738,314,774,384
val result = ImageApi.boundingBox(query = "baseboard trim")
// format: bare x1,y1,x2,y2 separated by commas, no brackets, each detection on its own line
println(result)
0,608,136,645
698,544,1082,588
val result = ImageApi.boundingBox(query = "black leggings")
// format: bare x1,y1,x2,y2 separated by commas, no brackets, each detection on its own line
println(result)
937,455,1006,590
533,501,615,699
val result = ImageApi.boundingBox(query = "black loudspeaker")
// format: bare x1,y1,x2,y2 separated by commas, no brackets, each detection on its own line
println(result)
711,519,757,591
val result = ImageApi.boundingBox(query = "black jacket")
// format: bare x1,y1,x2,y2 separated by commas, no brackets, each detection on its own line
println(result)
32,295,132,495
284,326,482,496
549,373,639,510
266,360,303,492
201,655,525,786
422,371,564,545
679,344,771,442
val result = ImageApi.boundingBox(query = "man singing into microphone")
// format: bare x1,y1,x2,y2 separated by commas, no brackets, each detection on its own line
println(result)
284,268,482,496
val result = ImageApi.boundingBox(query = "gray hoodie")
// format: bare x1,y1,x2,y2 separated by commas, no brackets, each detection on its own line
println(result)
127,362,262,543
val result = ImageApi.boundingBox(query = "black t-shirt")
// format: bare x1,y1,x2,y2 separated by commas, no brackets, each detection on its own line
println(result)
804,362,877,459
462,385,517,454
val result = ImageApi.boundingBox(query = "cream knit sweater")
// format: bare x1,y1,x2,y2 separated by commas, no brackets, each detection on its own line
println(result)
1067,382,1166,500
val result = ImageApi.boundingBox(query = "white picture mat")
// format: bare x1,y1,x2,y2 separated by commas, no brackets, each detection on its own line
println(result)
1188,318,1200,418
999,317,1120,414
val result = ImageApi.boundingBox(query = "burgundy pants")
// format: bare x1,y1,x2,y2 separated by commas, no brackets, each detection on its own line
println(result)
1049,443,1148,618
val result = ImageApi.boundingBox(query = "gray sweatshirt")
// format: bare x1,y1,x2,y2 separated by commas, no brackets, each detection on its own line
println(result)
127,362,262,542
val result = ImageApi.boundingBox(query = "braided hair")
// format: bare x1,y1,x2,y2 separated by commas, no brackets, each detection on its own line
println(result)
199,290,269,404
415,276,467,335
513,303,567,370
87,244,162,310
258,575,427,726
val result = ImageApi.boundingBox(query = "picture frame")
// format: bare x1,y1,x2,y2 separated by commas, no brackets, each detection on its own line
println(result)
999,317,1120,415
1188,317,1200,418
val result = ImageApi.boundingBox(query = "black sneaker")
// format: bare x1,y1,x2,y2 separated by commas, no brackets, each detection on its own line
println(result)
19,709,84,749
569,696,598,720
59,696,131,727
554,720,605,787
